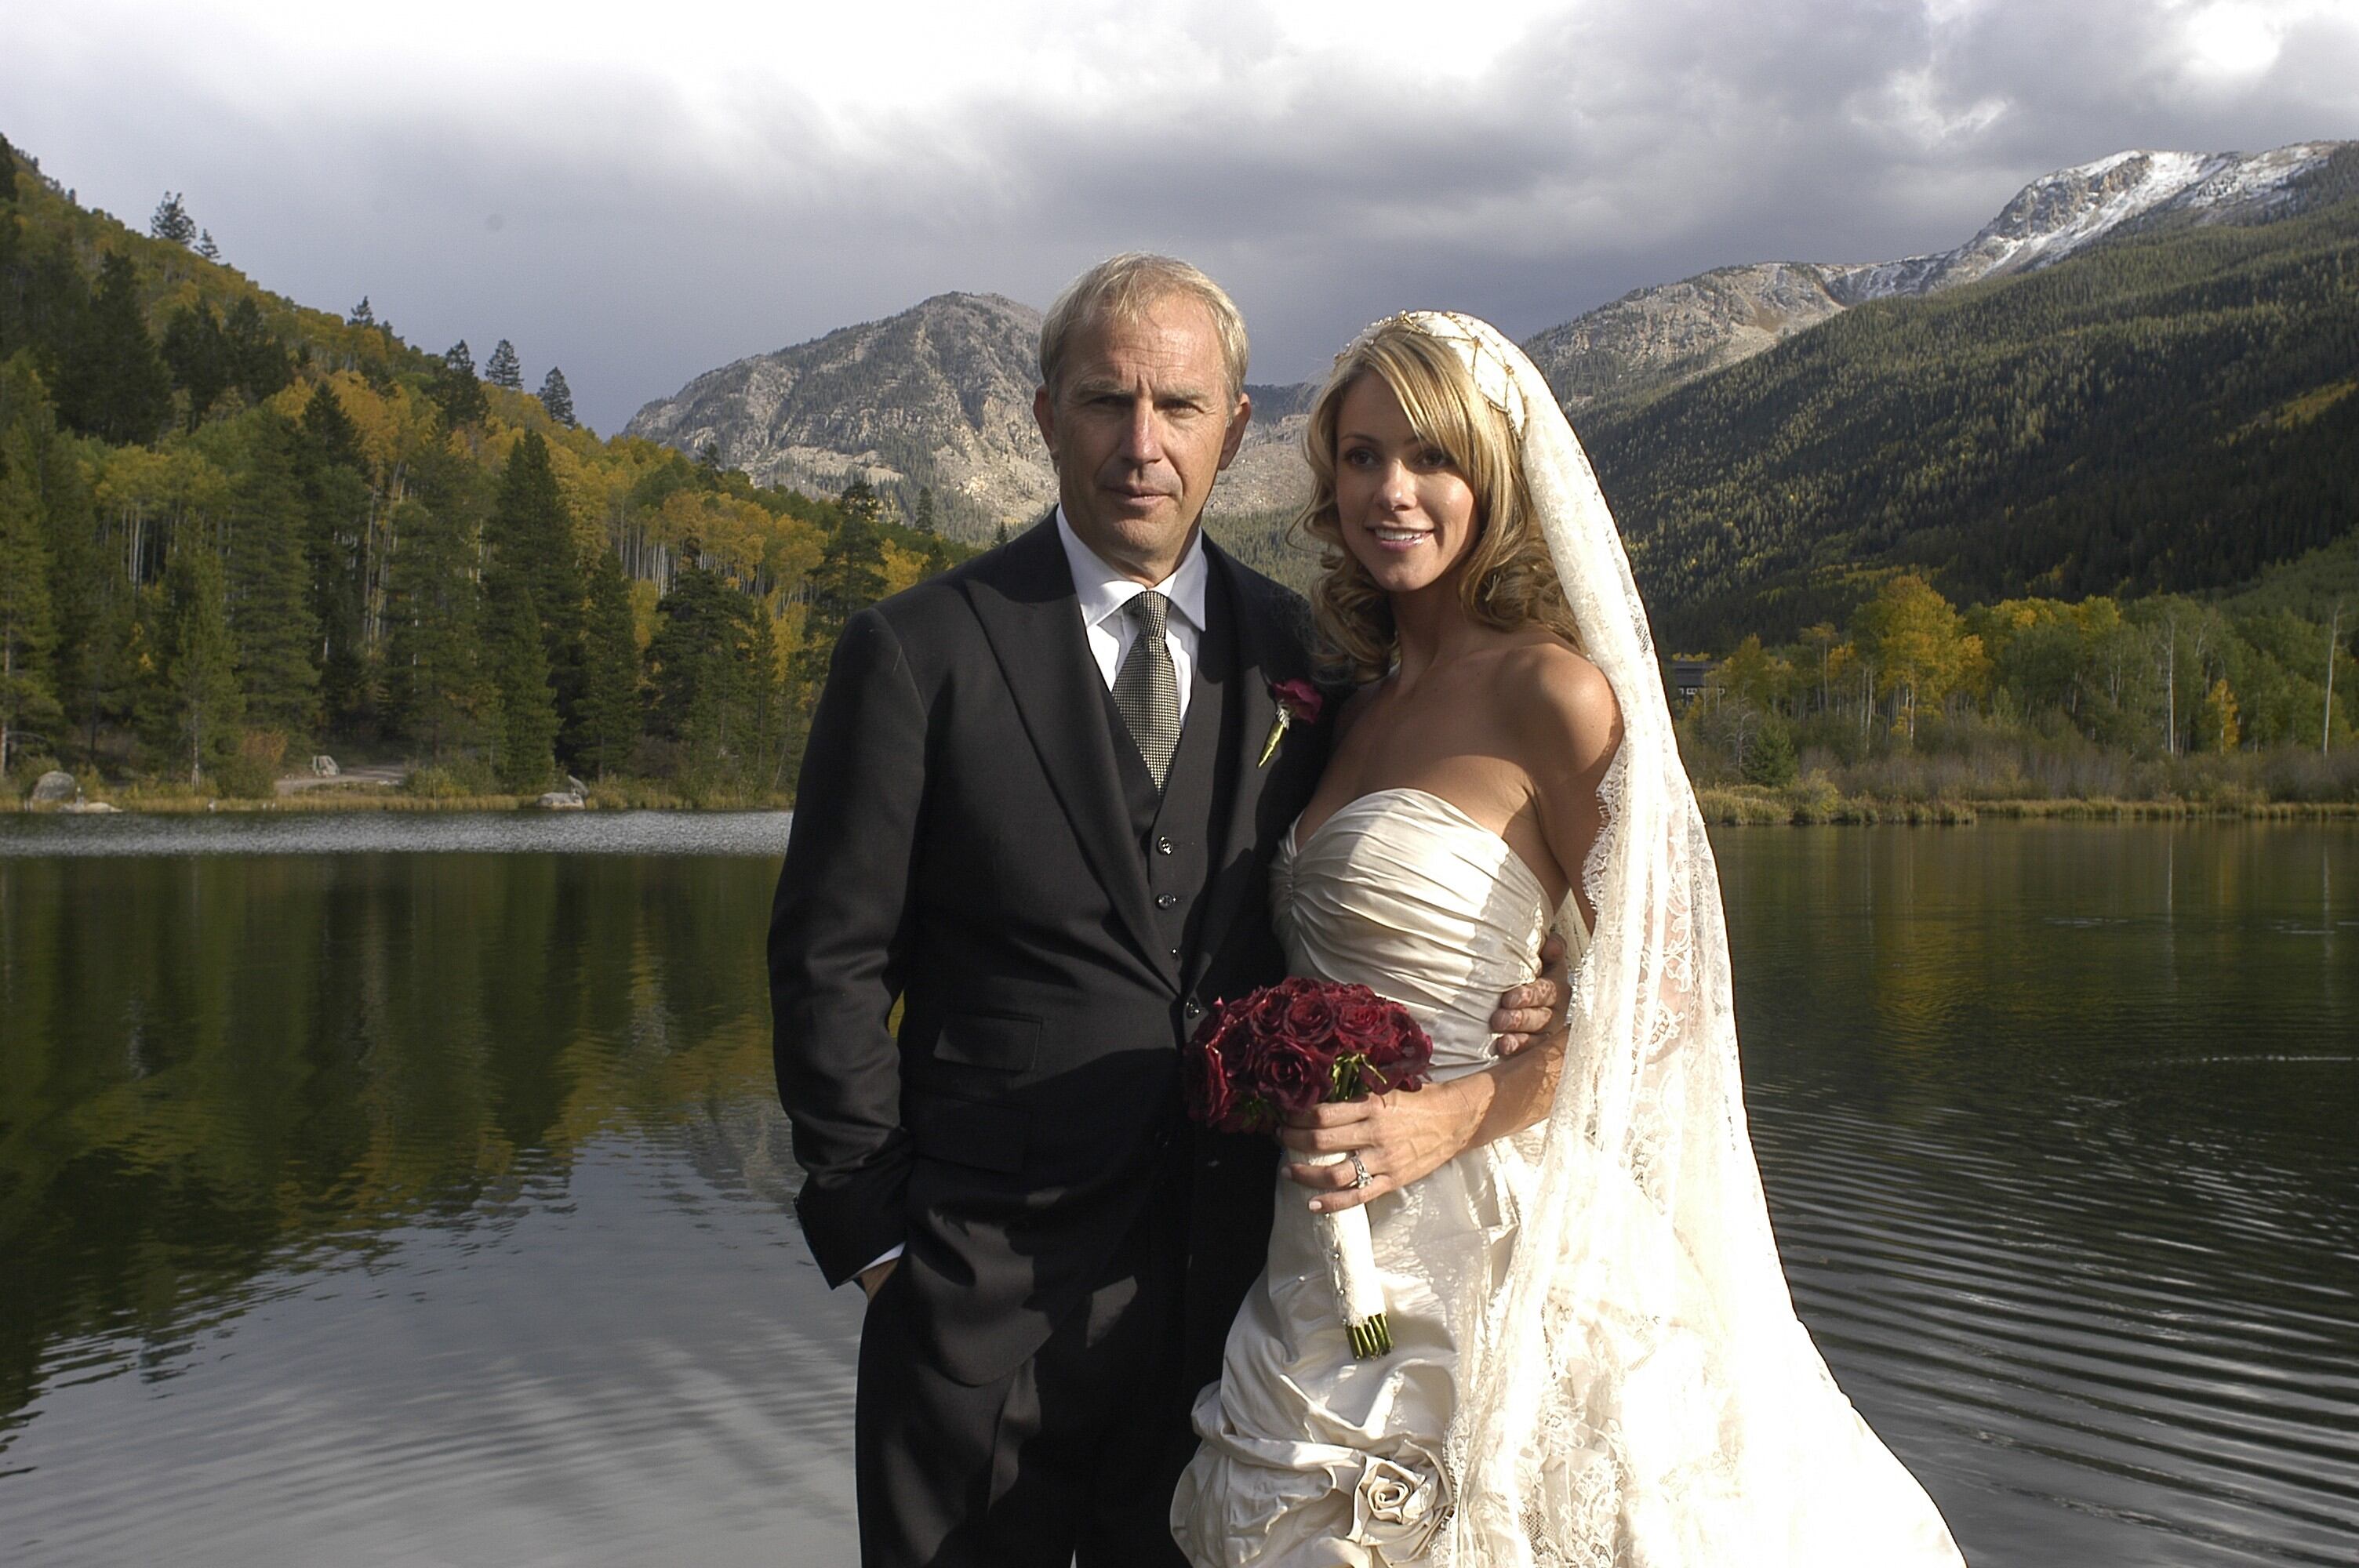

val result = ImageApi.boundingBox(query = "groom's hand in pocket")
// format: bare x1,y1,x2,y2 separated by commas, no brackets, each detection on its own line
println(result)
1489,931,1570,1057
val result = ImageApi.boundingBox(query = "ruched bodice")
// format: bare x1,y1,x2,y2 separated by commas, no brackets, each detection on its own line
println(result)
1173,789,1588,1566
1273,789,1580,1080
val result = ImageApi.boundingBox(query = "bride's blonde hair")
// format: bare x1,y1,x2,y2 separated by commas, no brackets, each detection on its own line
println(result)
1294,316,1582,682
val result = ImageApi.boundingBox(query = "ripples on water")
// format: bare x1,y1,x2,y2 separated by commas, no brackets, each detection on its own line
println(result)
1,818,2354,1565
1728,825,2359,1566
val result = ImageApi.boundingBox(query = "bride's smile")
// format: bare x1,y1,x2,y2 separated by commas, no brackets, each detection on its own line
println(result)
1333,373,1480,597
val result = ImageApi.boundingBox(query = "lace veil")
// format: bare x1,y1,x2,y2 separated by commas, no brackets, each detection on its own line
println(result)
1352,314,1967,1566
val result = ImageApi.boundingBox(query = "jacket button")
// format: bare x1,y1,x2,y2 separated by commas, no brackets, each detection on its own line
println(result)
1156,837,1174,855
1184,999,1203,1020
1169,946,1182,960
1156,893,1178,909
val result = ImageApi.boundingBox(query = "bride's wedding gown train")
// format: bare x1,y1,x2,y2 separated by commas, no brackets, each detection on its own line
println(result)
1171,786,1961,1566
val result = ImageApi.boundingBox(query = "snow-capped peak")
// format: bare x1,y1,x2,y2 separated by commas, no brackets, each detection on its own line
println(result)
1828,141,2343,303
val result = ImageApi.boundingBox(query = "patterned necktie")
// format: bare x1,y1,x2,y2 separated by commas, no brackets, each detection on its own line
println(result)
1112,590,1181,789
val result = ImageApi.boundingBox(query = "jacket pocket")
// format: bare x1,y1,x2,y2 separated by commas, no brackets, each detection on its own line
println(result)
932,1011,1041,1073
907,1093,1027,1174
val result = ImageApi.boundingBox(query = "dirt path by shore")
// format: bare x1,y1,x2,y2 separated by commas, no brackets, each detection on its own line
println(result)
274,764,411,797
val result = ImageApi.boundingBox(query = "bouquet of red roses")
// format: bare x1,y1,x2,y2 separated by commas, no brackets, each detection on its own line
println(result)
1183,976,1434,1356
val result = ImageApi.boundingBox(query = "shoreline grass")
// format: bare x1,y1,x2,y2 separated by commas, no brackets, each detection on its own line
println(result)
1692,782,2359,825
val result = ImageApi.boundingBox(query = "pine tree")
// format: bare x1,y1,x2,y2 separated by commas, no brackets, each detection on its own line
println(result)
225,418,322,735
489,580,558,790
383,497,489,760
486,432,587,755
838,477,884,527
0,412,60,776
348,296,375,328
913,485,936,534
297,384,373,728
577,545,640,776
537,366,576,428
431,340,489,428
160,303,231,428
5,359,114,760
195,230,220,263
796,509,888,691
150,192,197,247
144,536,243,785
483,339,523,391
56,252,171,445
223,297,291,403
647,557,766,789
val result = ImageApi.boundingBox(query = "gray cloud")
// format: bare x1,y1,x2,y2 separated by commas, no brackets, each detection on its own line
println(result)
5,1,2353,432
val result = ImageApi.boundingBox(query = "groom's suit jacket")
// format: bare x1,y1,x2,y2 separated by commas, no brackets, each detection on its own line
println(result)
771,514,1331,1389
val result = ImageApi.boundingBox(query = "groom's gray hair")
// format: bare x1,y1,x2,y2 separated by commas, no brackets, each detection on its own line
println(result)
1039,253,1249,402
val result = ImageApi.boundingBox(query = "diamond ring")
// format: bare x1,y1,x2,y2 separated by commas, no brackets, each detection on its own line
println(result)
1348,1151,1372,1189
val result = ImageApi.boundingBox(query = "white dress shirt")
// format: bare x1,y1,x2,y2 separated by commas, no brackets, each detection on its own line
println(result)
1055,506,1206,721
853,511,1211,1287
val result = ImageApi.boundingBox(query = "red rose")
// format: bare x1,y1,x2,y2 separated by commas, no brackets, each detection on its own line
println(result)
1186,1026,1239,1128
1336,996,1390,1044
1282,989,1339,1048
1258,1035,1330,1118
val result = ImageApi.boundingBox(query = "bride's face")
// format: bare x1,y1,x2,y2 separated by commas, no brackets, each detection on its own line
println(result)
1332,373,1480,599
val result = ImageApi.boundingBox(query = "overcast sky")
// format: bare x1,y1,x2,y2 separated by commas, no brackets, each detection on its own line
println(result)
9,0,2354,433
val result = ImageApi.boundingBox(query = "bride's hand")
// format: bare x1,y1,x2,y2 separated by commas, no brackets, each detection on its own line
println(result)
1280,1081,1485,1213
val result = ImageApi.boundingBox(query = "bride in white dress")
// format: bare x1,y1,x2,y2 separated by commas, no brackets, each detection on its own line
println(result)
1171,313,1966,1567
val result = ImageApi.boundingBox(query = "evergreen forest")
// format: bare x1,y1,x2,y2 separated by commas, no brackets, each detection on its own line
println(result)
0,136,965,805
2,127,2354,811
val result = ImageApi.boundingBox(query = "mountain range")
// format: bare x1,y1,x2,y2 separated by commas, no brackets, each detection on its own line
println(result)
626,140,2355,558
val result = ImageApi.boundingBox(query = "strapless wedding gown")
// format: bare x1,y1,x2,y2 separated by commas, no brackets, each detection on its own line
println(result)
1172,787,1583,1567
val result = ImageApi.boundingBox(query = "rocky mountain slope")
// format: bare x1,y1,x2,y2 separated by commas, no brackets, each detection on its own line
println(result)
625,295,1321,537
1525,141,2351,413
628,141,2352,543
625,292,1053,534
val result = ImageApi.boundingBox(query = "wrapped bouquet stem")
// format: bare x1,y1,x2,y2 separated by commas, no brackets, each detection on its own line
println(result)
1183,976,1435,1359
1298,1149,1393,1356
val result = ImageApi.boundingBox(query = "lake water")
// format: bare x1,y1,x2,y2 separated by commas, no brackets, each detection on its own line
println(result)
1,814,2353,1566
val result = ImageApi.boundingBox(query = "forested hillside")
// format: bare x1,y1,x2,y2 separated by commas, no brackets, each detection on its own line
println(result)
0,134,963,803
1591,148,2359,652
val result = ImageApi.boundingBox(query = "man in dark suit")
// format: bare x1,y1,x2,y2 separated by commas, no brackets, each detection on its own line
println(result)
770,255,1560,1567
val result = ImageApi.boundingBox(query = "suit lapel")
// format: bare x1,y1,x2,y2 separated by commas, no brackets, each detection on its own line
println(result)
1187,543,1292,998
965,517,1173,993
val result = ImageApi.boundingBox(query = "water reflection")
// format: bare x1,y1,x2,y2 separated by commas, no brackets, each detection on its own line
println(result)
1,820,2354,1565
1724,824,2359,1566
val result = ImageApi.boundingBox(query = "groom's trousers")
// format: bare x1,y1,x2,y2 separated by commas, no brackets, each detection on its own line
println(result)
853,1171,1196,1568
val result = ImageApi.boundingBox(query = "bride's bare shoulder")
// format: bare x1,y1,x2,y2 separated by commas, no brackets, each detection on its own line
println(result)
1496,637,1622,776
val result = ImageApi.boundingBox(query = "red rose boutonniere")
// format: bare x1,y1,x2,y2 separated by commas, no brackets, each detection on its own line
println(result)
1259,677,1325,768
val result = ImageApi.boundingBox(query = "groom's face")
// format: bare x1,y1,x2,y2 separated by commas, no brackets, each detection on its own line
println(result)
1034,295,1252,586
